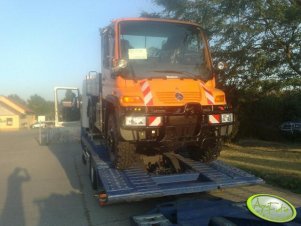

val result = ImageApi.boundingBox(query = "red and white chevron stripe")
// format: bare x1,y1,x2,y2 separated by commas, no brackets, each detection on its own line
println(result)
209,114,221,124
148,116,162,126
200,82,215,105
140,80,153,106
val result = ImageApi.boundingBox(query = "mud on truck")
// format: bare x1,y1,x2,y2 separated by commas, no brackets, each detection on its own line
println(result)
82,18,234,170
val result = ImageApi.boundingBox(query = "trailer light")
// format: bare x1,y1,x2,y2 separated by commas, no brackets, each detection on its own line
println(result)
221,113,233,123
151,130,157,137
125,116,146,126
215,95,225,103
99,193,108,206
121,96,143,104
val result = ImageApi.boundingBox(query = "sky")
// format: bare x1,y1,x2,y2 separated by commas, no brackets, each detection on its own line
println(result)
0,0,161,101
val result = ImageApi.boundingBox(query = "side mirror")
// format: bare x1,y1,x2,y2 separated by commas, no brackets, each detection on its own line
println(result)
216,61,227,71
88,71,98,79
214,62,227,88
111,59,128,78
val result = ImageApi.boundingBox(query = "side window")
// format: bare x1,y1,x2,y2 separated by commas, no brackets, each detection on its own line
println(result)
102,32,110,68
102,27,114,69
7,118,13,126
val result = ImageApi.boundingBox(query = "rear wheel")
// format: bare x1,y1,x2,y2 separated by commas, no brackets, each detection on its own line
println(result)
106,114,136,169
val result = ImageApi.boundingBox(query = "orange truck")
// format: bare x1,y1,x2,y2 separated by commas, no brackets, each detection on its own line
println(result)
82,18,233,169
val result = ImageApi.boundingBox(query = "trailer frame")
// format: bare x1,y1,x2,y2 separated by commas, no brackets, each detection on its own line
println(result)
80,128,264,205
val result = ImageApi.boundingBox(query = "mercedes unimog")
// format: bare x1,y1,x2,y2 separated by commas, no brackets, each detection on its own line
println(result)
83,18,234,169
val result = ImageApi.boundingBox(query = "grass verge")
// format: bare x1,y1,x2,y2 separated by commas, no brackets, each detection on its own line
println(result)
220,139,301,194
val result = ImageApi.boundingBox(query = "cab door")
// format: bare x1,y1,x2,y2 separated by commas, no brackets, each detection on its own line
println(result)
101,26,115,98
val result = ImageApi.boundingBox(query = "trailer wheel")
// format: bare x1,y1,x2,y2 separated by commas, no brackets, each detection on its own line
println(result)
189,140,222,163
107,114,136,169
82,153,87,165
89,160,97,190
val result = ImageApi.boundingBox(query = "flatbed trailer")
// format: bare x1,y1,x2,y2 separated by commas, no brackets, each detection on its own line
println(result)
80,129,264,205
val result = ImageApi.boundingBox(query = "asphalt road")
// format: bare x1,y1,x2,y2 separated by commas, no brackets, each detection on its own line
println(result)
0,130,300,226
0,130,161,226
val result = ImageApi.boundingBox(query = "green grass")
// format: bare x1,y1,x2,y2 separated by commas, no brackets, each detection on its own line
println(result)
220,139,301,194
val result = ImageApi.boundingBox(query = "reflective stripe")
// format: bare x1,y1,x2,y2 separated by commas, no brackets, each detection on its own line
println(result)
200,82,215,105
209,115,220,124
149,116,162,126
141,81,149,92
144,92,153,106
205,92,215,104
140,80,154,106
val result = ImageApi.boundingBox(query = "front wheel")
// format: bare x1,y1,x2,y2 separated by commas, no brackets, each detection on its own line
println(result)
106,114,136,170
189,139,222,163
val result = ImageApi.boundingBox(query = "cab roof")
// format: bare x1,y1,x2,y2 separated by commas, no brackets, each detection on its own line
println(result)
112,17,202,28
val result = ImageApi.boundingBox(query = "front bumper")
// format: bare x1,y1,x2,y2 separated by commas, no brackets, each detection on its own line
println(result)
119,105,234,143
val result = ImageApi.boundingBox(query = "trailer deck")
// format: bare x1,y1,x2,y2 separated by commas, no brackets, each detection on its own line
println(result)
81,131,264,204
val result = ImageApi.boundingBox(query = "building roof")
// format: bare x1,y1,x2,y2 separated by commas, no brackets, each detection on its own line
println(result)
0,96,34,115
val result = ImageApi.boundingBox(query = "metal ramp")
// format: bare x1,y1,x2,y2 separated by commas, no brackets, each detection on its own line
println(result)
81,133,264,204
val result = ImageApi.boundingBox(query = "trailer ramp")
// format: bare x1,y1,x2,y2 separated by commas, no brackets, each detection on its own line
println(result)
81,134,264,204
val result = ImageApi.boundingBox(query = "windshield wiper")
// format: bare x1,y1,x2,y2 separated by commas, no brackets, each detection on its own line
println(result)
151,70,198,78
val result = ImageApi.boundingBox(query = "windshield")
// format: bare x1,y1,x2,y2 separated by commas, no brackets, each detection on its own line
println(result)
119,20,212,80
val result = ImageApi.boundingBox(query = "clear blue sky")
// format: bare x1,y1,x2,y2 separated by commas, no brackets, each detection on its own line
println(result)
0,0,161,101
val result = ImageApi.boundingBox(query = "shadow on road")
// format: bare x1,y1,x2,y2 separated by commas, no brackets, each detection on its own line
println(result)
47,141,82,190
33,140,165,226
0,167,31,226
34,191,89,226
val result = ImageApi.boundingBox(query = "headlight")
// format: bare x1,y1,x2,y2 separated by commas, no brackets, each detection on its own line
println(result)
125,116,146,126
221,113,233,123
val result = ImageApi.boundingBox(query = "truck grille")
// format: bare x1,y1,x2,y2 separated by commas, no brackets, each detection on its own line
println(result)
156,92,201,104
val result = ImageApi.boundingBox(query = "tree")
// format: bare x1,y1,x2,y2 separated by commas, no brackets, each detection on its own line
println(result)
7,94,27,107
145,0,301,140
27,94,54,120
147,0,301,97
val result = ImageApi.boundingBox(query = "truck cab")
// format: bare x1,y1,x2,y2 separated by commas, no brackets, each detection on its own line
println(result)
84,18,233,169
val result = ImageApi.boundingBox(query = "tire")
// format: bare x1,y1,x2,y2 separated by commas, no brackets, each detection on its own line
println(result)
81,140,87,165
82,153,87,165
106,114,136,170
189,140,222,163
89,160,97,190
